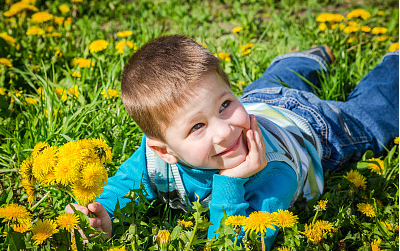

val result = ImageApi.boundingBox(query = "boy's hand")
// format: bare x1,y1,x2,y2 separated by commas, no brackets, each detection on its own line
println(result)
65,202,112,240
219,115,267,178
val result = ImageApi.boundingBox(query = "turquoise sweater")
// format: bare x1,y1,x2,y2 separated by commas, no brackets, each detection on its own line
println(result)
97,135,298,250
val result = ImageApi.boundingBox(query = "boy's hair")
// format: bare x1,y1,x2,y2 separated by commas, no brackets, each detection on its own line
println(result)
121,35,230,141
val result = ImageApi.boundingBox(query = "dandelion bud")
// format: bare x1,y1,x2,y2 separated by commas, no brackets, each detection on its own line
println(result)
156,230,171,250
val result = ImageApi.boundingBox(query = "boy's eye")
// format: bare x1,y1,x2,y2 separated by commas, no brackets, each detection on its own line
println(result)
220,100,231,112
190,123,205,134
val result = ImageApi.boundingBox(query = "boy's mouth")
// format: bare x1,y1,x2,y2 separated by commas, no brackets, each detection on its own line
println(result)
214,134,242,157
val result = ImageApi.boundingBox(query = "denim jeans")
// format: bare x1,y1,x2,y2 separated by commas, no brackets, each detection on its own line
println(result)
239,51,399,171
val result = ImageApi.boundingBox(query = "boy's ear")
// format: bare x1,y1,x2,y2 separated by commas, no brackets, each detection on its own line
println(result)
146,138,178,165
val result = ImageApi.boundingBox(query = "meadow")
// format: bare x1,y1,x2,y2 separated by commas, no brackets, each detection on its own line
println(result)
0,0,399,250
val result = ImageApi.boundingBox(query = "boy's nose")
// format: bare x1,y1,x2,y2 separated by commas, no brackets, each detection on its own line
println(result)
212,119,234,144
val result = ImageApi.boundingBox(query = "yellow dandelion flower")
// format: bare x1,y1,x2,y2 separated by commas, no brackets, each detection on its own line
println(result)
117,30,133,38
316,13,330,22
196,41,207,47
4,2,39,17
72,58,93,68
343,25,359,34
55,88,67,102
277,247,293,251
244,211,275,235
108,246,126,251
177,219,194,228
0,87,6,95
32,146,57,181
21,178,36,205
218,52,231,62
382,221,394,231
344,169,367,190
232,26,243,33
31,219,59,245
0,203,31,223
0,58,13,68
72,71,81,78
53,16,65,26
13,220,32,233
367,158,385,175
241,49,252,56
241,43,254,51
115,40,136,54
157,230,171,249
47,32,62,37
371,238,382,251
72,182,103,206
26,26,45,35
318,23,327,31
72,0,83,2
90,138,112,163
273,209,298,229
89,39,109,53
0,32,16,46
225,215,246,227
377,11,384,16
32,142,50,157
20,156,34,180
25,97,38,105
56,213,79,231
346,9,371,20
300,220,333,244
101,89,120,99
371,27,388,35
357,203,376,217
59,4,70,13
80,161,108,189
68,85,80,98
377,36,390,42
361,25,371,32
394,136,399,144
317,199,328,211
30,12,53,23
314,220,334,232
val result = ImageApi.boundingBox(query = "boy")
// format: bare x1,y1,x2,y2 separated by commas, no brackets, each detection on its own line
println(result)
66,35,399,249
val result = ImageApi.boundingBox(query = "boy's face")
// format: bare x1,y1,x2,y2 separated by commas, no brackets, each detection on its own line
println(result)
149,72,251,170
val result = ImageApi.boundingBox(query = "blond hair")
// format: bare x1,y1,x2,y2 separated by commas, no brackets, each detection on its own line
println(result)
121,35,230,141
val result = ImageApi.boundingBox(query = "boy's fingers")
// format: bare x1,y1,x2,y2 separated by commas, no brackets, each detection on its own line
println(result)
66,203,88,215
88,202,108,218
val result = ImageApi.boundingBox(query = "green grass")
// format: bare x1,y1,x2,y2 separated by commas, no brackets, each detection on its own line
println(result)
0,0,398,250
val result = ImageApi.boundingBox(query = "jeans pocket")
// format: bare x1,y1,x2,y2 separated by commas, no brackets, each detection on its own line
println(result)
240,87,283,103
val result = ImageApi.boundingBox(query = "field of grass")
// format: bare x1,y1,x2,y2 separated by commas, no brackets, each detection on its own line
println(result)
0,0,399,250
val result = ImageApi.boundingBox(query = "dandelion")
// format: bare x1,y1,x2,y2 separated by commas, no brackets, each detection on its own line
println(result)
31,219,59,245
196,41,207,47
4,2,39,17
117,30,133,37
72,182,103,206
232,26,243,33
240,43,254,51
361,25,371,32
56,213,79,232
343,25,359,33
108,246,126,251
277,247,293,251
394,136,399,144
26,26,45,35
241,49,252,56
90,138,112,163
68,85,80,98
177,219,194,228
371,27,388,35
32,146,57,181
32,142,50,157
316,13,344,23
371,238,382,251
0,32,16,46
346,9,371,20
55,88,67,101
317,199,328,211
53,16,65,26
115,40,136,53
72,71,81,78
30,12,53,23
21,178,36,205
273,209,298,229
367,158,385,175
300,220,333,244
225,215,246,227
0,58,13,68
318,23,327,31
59,4,70,13
357,203,376,217
156,230,171,249
344,169,367,190
0,87,6,95
89,39,109,53
101,89,120,99
13,220,32,233
0,203,31,223
47,32,62,37
72,57,93,68
217,52,231,62
72,0,83,2
377,36,390,42
25,97,38,105
80,161,108,188
244,211,275,235
382,221,394,231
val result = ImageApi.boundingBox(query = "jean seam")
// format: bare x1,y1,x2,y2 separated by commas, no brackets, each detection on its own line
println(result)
270,52,328,72
382,50,399,62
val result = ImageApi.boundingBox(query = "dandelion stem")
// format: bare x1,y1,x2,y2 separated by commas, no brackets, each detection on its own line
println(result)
261,232,266,251
29,190,50,211
184,220,197,251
